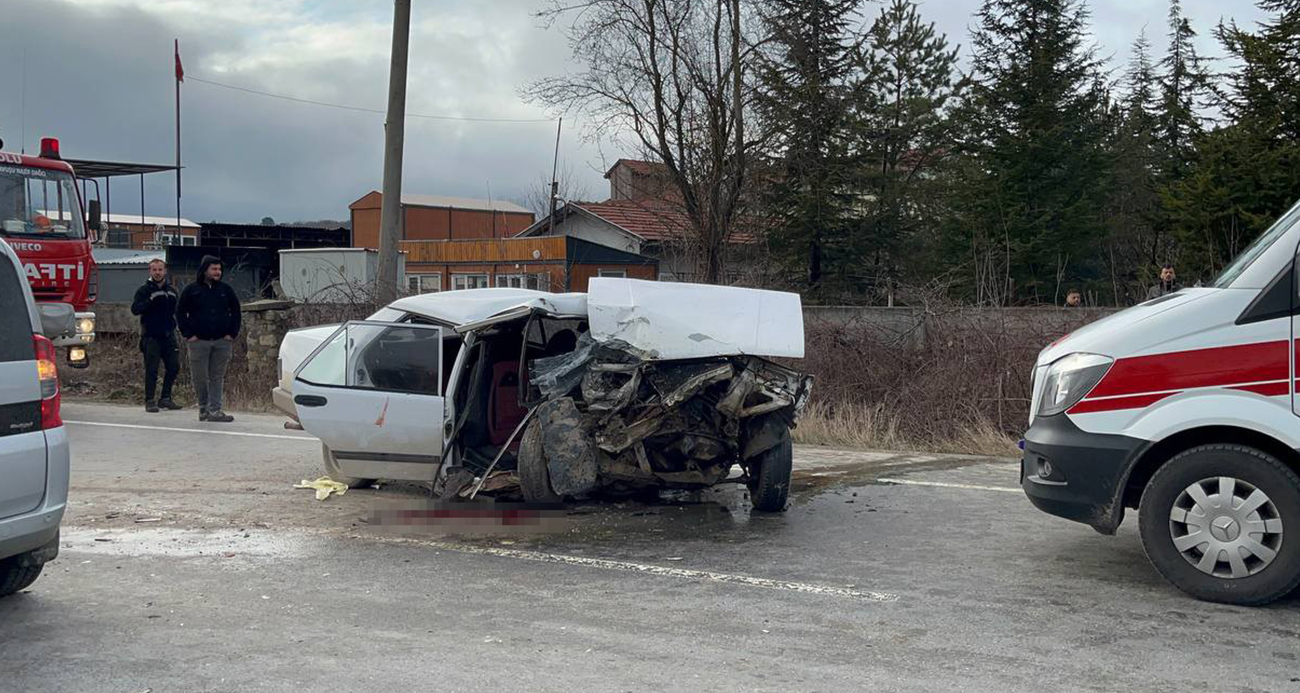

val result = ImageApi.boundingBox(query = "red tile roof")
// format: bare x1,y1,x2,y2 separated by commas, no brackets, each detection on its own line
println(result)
603,158,668,179
574,199,757,244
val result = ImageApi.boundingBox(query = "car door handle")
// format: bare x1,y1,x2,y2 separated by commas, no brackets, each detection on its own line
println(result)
294,394,328,408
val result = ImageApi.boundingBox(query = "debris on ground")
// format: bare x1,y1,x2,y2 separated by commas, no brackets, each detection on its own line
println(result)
294,477,349,500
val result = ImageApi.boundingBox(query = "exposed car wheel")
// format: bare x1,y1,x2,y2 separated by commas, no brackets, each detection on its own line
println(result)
0,558,43,598
747,429,793,512
517,417,560,503
1139,444,1300,606
321,444,375,489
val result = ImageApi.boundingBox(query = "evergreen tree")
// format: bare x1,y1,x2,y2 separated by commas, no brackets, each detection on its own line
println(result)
1104,31,1165,301
754,0,860,295
950,0,1112,304
849,0,963,302
1166,0,1300,277
1155,0,1212,180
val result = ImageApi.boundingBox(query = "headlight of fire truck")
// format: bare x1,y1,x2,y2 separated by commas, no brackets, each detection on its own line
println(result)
1038,353,1113,417
74,312,95,342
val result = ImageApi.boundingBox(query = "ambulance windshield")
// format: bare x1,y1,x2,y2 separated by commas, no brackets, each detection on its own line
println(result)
1212,200,1300,288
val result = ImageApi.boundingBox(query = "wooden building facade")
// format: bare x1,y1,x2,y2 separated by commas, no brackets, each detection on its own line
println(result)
400,235,656,294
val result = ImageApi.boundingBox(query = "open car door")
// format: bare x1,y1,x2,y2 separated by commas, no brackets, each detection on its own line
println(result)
292,321,445,481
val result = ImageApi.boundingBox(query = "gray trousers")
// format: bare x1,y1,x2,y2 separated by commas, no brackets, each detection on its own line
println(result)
188,339,233,414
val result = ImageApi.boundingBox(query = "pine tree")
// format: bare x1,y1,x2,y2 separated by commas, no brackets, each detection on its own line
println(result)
754,0,860,295
1105,31,1165,301
950,0,1112,304
1165,0,1300,277
849,0,963,302
1155,0,1212,180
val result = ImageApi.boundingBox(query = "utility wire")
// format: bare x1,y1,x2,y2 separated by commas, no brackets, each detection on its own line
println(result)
188,75,555,124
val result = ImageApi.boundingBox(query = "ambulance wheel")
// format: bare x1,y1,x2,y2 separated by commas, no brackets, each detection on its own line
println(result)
1138,444,1300,606
517,418,560,503
747,429,792,512
322,444,375,489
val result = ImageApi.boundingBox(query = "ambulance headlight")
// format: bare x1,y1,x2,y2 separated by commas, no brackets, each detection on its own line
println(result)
1038,353,1113,417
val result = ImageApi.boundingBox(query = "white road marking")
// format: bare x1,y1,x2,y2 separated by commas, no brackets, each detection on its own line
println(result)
64,420,315,442
876,478,1022,494
64,525,898,603
419,541,899,602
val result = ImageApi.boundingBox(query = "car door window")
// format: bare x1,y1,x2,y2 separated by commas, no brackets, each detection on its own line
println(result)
296,321,441,396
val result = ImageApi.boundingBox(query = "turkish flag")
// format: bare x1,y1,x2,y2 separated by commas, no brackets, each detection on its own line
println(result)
174,39,184,83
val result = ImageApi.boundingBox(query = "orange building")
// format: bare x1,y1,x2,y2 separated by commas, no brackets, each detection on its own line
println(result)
349,192,535,248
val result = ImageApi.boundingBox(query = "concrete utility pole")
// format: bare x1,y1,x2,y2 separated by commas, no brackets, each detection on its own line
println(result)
376,0,411,303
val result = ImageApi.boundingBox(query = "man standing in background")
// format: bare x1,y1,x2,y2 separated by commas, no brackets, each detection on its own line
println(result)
1146,264,1181,300
130,258,181,413
176,256,241,423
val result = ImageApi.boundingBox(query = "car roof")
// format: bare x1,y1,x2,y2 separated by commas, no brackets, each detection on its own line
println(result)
388,288,589,327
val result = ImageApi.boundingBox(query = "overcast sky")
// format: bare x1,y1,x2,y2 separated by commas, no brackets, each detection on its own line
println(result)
0,0,1268,225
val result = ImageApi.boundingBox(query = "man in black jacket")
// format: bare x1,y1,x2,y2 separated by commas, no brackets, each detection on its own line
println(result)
176,255,241,423
130,258,182,413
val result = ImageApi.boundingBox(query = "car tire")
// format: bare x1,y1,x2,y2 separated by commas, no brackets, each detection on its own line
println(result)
747,429,793,513
1138,444,1300,606
0,558,43,598
517,417,560,503
321,444,376,489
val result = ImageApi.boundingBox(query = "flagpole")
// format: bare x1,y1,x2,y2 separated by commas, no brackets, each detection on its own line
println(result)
175,38,182,235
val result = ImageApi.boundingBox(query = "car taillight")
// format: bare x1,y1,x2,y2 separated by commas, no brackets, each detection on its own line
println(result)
33,334,62,429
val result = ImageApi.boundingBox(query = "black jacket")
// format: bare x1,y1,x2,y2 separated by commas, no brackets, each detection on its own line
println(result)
177,261,241,340
130,278,179,339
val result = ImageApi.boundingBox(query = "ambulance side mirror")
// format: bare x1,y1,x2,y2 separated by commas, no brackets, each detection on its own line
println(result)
87,200,102,232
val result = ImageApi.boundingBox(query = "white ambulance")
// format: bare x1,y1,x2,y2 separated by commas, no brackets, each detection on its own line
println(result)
1023,200,1300,605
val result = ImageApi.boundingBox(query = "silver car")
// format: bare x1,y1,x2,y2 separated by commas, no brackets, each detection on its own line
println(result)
0,238,69,598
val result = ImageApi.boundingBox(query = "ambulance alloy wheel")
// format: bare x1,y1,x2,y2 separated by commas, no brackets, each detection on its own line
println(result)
1139,444,1300,606
321,444,376,489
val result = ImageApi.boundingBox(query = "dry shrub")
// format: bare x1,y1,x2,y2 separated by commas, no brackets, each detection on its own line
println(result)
794,301,1111,455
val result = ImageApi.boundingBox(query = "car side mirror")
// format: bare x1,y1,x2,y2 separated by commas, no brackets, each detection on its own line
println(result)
87,199,102,232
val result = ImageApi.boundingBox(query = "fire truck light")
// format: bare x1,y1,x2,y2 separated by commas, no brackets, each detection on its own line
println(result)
40,137,61,160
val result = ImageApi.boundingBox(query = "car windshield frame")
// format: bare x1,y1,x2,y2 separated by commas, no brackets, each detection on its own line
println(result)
1212,200,1300,288
0,165,86,240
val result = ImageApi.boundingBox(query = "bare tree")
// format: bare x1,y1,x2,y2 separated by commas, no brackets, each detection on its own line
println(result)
517,162,594,218
526,0,760,284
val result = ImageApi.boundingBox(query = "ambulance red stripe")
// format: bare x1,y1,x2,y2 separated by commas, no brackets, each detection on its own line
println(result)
1084,340,1288,399
1069,392,1178,414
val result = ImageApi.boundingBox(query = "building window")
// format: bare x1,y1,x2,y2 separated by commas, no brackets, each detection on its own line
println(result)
452,273,490,291
407,273,441,294
597,268,627,278
495,272,551,291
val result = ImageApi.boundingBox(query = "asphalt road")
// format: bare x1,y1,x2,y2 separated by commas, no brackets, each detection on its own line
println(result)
2,402,1298,692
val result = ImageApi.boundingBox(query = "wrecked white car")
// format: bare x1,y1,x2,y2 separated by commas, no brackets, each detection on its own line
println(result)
273,279,812,511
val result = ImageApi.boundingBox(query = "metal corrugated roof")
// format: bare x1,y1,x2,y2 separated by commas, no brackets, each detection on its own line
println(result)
92,249,166,265
399,194,533,215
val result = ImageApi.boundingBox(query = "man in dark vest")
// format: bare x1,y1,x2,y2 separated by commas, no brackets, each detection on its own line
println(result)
130,258,182,413
176,256,241,423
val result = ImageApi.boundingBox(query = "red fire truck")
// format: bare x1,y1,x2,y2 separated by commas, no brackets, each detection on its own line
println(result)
0,137,100,367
